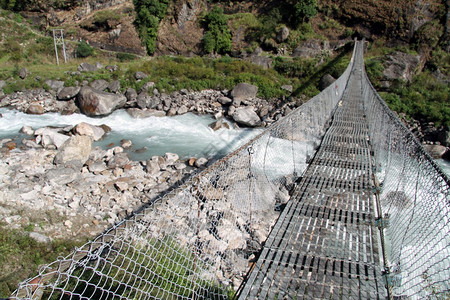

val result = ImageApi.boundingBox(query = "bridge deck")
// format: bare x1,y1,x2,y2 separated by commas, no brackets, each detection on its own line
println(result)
238,54,388,299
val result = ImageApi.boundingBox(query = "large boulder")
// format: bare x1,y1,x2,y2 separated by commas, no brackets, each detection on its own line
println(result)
277,26,290,43
382,51,421,82
26,103,45,115
54,135,92,166
34,127,70,148
423,144,447,159
292,39,328,58
73,122,106,141
45,80,65,94
19,68,29,79
57,86,80,101
249,56,272,70
319,74,336,91
232,107,261,127
77,86,126,117
90,79,109,91
230,83,258,103
78,62,102,72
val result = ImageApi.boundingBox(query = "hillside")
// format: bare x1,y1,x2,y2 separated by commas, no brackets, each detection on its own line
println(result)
0,0,449,132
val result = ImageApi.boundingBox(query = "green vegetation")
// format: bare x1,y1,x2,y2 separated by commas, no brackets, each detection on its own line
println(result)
133,0,170,55
125,56,291,99
40,236,233,299
293,0,317,24
202,6,232,54
0,225,86,297
75,41,94,58
365,43,450,127
380,73,449,126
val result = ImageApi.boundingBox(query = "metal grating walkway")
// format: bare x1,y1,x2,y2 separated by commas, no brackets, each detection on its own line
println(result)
237,43,388,299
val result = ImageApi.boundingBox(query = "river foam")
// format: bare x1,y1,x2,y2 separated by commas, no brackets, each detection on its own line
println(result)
0,108,262,161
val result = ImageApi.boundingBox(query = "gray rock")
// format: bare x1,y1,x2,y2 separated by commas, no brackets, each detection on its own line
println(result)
19,68,29,79
108,80,120,93
277,26,289,43
319,74,336,91
78,62,99,72
281,85,293,93
57,86,80,101
20,126,34,135
232,107,261,127
250,56,272,70
0,80,5,89
218,96,232,105
126,108,166,118
46,166,80,184
438,127,450,147
90,79,109,91
164,153,179,165
148,97,160,109
136,92,151,109
292,39,324,58
115,181,129,192
423,145,447,159
45,80,65,93
73,122,106,141
145,160,160,174
230,83,258,102
383,51,421,82
105,65,118,72
194,157,208,168
54,135,93,166
177,105,188,115
140,81,155,93
77,86,126,117
35,127,70,149
26,103,45,115
87,161,107,173
29,232,52,244
125,88,138,103
121,139,132,148
107,152,129,169
134,71,148,80
22,138,41,148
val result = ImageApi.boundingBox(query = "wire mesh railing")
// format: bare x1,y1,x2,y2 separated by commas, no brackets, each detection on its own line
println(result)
362,47,450,298
10,43,356,299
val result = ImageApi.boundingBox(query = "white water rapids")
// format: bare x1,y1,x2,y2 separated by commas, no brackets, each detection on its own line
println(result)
0,108,262,161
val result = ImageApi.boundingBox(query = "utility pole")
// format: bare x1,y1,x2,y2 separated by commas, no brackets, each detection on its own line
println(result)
52,29,67,65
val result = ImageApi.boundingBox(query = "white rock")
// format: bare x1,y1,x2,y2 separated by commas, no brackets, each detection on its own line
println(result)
115,181,129,192
20,126,34,135
64,220,73,228
74,122,106,141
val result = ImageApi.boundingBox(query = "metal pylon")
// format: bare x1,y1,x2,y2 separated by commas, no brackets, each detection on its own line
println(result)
52,29,67,65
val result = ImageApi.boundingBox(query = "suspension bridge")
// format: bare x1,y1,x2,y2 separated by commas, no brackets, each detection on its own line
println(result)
11,40,449,299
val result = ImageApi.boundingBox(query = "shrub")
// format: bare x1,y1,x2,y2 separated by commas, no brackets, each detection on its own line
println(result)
202,6,232,54
117,52,137,62
293,0,317,25
133,0,170,55
76,41,94,58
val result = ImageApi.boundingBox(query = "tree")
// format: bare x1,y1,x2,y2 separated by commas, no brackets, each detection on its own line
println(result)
293,0,317,24
202,6,232,54
133,0,170,55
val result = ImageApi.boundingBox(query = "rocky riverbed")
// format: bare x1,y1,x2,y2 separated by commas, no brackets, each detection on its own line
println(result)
0,73,299,265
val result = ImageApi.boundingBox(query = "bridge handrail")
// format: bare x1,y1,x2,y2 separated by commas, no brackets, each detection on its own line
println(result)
361,41,450,298
10,42,357,299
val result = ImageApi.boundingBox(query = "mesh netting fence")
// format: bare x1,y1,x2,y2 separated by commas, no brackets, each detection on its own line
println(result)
362,56,450,298
10,44,356,299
